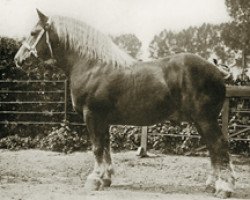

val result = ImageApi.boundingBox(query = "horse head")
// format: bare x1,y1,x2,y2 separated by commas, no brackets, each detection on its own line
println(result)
14,9,58,68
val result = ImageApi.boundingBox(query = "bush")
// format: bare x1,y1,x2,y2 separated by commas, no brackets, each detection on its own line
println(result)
0,123,90,153
110,126,141,151
38,123,90,153
0,135,36,150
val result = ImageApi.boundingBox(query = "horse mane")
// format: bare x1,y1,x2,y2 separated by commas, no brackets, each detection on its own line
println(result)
51,15,136,68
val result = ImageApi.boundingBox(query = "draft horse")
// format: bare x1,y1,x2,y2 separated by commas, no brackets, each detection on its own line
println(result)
14,9,235,198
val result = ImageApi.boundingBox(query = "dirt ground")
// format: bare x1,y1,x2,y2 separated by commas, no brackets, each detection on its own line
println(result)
0,150,249,200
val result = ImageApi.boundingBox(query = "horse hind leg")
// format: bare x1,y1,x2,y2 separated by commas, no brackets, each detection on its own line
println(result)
83,108,113,190
196,119,235,198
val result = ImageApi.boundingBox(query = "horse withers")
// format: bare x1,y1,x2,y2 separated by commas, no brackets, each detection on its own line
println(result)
14,9,235,198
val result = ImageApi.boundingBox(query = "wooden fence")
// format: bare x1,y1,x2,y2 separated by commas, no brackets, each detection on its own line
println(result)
0,80,83,126
138,86,250,156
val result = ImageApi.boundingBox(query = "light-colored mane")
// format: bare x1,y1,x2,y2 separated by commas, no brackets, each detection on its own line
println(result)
52,15,136,68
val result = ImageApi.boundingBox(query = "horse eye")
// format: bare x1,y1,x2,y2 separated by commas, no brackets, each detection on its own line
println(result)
30,31,37,36
31,29,40,36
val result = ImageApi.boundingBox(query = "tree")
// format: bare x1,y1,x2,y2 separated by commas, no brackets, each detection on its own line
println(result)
223,0,250,54
112,34,142,59
149,23,232,62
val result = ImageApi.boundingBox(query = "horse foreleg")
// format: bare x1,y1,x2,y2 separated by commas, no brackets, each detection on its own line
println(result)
205,164,219,193
197,120,235,198
83,108,109,191
103,137,114,187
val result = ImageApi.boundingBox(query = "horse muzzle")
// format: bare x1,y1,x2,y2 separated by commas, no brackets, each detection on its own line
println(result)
14,57,23,69
14,46,33,68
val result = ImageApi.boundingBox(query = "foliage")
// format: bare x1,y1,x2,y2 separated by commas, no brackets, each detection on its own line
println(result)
0,123,90,153
224,0,250,54
0,36,66,80
110,126,141,151
148,22,250,83
112,34,142,59
221,22,244,52
0,135,36,150
149,23,235,62
38,123,89,153
0,37,27,80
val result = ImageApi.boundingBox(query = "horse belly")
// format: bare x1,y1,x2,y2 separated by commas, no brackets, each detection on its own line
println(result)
112,93,177,126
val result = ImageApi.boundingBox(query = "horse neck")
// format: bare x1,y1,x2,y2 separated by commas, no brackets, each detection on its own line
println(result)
53,45,114,78
50,23,135,77
52,43,80,75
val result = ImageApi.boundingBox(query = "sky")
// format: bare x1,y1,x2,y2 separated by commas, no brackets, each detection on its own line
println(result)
0,0,231,57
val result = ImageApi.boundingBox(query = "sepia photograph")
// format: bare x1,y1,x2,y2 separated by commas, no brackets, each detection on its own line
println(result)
0,0,249,199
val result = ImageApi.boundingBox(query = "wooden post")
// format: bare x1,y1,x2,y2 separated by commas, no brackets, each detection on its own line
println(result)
137,126,148,157
221,98,229,140
64,79,68,122
242,49,245,80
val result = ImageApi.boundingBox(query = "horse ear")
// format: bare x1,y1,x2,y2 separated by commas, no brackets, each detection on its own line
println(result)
36,8,49,25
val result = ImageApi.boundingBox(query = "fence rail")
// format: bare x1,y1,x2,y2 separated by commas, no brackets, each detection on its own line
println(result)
0,79,83,126
0,101,65,104
0,91,65,94
0,80,65,83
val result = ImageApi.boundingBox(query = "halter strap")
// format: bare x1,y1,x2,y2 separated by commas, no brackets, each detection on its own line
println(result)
45,18,54,58
46,31,54,58
22,18,54,59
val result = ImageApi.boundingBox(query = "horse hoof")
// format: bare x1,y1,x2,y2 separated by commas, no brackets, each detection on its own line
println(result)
214,177,234,198
102,178,112,187
214,190,232,199
84,177,102,191
205,185,216,193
